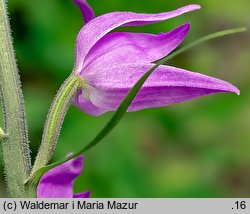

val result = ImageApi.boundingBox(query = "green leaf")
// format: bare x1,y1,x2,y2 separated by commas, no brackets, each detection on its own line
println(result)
26,27,246,194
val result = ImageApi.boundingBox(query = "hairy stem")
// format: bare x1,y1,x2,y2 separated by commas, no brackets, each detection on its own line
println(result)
0,0,31,197
31,73,81,175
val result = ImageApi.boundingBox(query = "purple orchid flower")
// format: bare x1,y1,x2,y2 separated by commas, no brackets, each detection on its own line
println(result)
37,155,90,198
36,1,240,198
71,1,239,116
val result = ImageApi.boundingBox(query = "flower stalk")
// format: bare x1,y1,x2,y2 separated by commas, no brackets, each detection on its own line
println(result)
32,73,82,175
0,0,31,197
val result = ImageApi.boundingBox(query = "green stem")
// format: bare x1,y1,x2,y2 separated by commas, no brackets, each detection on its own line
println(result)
31,73,81,175
0,0,31,197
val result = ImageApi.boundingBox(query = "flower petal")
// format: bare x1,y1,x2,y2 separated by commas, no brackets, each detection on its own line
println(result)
37,155,84,198
73,0,95,23
83,23,190,70
73,191,91,198
75,4,200,71
74,63,239,115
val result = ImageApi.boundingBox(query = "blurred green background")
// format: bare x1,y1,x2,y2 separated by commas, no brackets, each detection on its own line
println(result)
0,0,249,197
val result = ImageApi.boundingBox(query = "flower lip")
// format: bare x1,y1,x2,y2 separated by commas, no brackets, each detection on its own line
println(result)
74,63,240,116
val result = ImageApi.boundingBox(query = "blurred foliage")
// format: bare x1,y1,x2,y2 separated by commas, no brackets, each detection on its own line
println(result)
0,0,249,197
